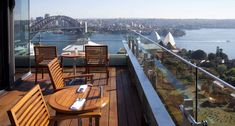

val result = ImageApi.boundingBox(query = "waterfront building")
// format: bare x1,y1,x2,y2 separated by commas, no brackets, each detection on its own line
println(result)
84,21,88,33
36,16,43,21
44,13,50,18
150,31,161,42
159,32,176,49
161,32,176,49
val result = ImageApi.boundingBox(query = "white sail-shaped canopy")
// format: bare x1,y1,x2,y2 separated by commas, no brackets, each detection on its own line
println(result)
150,31,161,42
154,31,161,40
163,32,176,48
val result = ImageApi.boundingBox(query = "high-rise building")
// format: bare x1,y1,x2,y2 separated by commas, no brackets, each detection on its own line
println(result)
44,14,50,18
36,17,43,21
84,22,88,33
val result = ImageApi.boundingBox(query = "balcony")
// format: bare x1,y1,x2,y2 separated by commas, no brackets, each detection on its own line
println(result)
2,29,235,126
2,30,176,125
1,0,235,125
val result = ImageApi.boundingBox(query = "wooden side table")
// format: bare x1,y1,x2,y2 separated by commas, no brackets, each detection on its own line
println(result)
60,52,85,75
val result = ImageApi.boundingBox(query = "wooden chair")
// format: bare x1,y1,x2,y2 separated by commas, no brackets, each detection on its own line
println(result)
8,85,52,126
47,58,94,91
34,45,57,84
7,85,102,126
85,45,109,83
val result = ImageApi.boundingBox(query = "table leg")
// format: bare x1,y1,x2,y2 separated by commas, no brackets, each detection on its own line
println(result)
89,117,92,126
68,57,77,85
95,117,100,126
73,57,76,76
78,118,82,126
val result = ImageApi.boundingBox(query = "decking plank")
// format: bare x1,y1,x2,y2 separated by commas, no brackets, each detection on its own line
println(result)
116,69,128,126
108,68,118,126
122,69,143,126
99,72,110,126
121,69,138,126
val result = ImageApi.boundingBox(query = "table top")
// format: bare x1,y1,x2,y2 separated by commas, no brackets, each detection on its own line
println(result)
48,85,109,114
61,52,85,58
63,45,84,52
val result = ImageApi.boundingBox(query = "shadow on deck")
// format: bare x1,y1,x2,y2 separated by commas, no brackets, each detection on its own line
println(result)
0,67,146,126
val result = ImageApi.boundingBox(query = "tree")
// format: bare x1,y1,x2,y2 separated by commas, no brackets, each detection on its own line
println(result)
221,53,229,62
178,48,188,58
200,61,216,68
208,53,216,61
187,50,193,59
191,49,207,60
217,64,227,77
226,68,235,75
215,46,229,62
225,68,235,86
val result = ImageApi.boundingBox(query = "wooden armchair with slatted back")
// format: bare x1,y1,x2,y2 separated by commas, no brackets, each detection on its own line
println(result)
85,45,109,84
47,58,94,91
34,45,57,84
7,85,103,126
7,85,52,126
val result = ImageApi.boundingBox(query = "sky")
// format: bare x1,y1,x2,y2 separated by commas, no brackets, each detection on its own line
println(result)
30,0,235,19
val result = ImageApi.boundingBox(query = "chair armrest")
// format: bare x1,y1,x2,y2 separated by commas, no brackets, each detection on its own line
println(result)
63,74,93,80
53,87,68,92
63,74,94,84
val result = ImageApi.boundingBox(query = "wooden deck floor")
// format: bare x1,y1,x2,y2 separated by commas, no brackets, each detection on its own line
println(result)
0,67,145,126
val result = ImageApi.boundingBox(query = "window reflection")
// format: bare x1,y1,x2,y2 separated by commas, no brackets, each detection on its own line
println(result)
14,0,30,80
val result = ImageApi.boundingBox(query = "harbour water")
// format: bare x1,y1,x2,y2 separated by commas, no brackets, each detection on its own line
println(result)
89,33,125,54
32,29,235,59
31,32,125,54
175,29,235,59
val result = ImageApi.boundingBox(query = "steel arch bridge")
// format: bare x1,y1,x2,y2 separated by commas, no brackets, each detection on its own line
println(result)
30,15,83,39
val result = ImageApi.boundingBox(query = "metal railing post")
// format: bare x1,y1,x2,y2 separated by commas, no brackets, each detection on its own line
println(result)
135,39,139,57
131,40,135,54
128,39,131,49
195,67,198,121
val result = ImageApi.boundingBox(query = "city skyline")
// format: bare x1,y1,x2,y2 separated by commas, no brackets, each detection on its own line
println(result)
31,0,235,19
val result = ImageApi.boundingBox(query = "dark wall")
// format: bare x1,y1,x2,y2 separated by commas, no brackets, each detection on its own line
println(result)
0,0,15,90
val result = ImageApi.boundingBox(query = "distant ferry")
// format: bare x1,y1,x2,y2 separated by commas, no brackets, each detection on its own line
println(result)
226,40,230,43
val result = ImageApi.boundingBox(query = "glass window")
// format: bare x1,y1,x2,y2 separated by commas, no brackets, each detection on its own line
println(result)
14,0,30,80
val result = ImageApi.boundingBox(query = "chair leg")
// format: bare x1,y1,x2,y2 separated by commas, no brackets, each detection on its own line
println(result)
89,117,92,126
106,68,109,85
86,66,88,74
95,117,100,126
78,118,82,126
41,68,44,79
106,66,109,78
35,67,38,84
